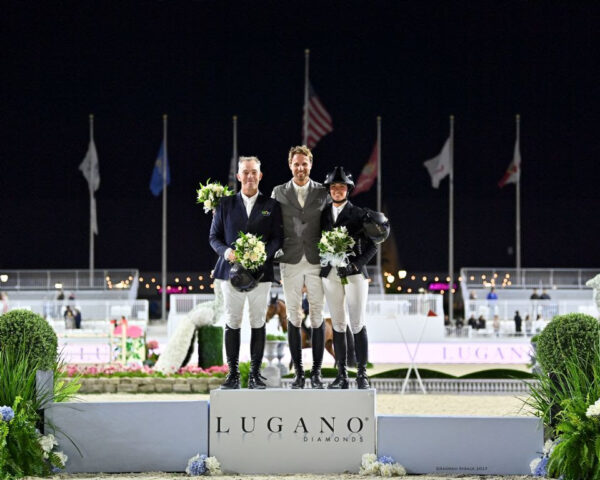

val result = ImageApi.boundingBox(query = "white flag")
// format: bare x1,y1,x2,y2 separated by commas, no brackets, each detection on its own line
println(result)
498,137,521,187
79,139,100,192
423,138,451,188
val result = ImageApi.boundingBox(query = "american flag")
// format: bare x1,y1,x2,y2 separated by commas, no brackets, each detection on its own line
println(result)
303,83,333,148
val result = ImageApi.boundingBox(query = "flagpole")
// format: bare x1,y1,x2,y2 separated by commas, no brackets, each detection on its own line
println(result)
448,115,455,327
232,115,238,193
88,114,95,287
162,114,168,322
303,49,310,145
515,114,521,273
376,116,383,295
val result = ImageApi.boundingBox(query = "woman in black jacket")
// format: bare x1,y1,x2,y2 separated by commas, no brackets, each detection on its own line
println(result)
320,167,378,389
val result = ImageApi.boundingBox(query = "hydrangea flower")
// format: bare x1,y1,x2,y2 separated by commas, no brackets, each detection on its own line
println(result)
378,455,395,464
39,433,58,455
0,406,15,422
186,454,207,475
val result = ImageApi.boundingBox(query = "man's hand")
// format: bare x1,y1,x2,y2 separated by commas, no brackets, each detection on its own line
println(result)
226,249,236,262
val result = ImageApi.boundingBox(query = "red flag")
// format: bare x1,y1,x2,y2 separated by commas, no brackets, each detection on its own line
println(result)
303,83,333,148
351,141,378,196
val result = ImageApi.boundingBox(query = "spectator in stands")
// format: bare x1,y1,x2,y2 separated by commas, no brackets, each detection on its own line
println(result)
68,291,76,301
513,310,522,334
469,290,477,300
56,289,65,300
74,307,82,329
1,291,9,314
524,314,533,336
477,315,486,330
64,306,75,329
467,313,478,329
540,289,551,300
455,317,464,335
530,288,539,300
492,314,501,337
486,287,498,300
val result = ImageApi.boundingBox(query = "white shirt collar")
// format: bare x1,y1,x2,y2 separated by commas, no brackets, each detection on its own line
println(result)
292,180,310,193
241,191,259,203
332,201,347,212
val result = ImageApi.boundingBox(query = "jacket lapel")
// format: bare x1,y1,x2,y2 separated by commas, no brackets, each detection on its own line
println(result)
247,193,265,224
334,201,351,226
285,180,302,209
235,192,248,220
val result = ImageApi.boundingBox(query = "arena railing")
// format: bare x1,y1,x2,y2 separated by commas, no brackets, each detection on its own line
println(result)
460,267,599,291
0,268,139,291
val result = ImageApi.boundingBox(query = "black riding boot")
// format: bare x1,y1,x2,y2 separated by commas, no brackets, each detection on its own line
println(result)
328,330,349,389
288,323,305,389
248,326,267,389
221,326,241,389
354,327,370,389
310,322,325,389
346,326,357,367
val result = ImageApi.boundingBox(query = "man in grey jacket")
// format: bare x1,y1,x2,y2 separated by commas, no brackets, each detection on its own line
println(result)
272,145,329,389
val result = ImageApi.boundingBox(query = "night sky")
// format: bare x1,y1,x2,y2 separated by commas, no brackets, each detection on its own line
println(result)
2,1,599,273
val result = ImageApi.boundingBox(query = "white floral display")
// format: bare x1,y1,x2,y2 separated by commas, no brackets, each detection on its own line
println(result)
318,226,356,284
196,179,234,214
586,397,600,417
359,453,406,477
234,232,266,271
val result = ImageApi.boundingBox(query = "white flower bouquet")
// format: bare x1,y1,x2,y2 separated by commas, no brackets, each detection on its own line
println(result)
196,179,234,214
186,453,222,476
318,226,356,284
234,232,267,271
359,453,406,476
586,397,600,417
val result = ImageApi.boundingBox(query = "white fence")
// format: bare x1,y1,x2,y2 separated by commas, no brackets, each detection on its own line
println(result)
6,299,149,322
460,267,599,290
465,299,598,323
0,268,139,291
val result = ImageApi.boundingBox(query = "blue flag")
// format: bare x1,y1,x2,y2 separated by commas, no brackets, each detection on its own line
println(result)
150,140,170,196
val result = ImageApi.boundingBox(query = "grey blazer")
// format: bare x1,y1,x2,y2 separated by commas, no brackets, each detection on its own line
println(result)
271,179,329,264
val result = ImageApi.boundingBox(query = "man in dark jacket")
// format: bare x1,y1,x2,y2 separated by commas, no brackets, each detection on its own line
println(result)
209,156,283,389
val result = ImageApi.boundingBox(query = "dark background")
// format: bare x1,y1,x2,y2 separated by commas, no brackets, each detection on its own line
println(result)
2,1,599,273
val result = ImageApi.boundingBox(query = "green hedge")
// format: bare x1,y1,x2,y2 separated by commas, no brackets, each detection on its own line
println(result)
0,309,58,370
536,313,600,376
197,325,223,368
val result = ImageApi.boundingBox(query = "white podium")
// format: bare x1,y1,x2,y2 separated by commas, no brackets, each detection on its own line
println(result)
210,389,376,474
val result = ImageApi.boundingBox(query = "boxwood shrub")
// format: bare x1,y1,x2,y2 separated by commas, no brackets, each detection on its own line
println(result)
0,309,58,370
536,312,600,376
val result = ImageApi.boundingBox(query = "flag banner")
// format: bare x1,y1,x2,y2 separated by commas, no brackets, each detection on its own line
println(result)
150,140,170,196
351,141,378,196
303,83,333,148
498,137,521,187
228,155,237,192
423,138,451,188
79,139,100,191
91,196,98,235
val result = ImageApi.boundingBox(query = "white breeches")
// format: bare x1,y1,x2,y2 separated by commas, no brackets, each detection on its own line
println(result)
322,269,369,334
221,281,271,329
280,257,324,328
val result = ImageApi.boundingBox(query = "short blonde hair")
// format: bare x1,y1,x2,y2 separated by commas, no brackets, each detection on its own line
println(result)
287,145,313,165
238,156,261,172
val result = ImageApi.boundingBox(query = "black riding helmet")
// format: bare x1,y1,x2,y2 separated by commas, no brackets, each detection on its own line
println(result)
362,208,390,244
229,263,264,292
323,166,355,196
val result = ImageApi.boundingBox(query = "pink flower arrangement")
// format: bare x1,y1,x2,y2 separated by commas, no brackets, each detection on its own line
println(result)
61,363,228,377
146,340,159,350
